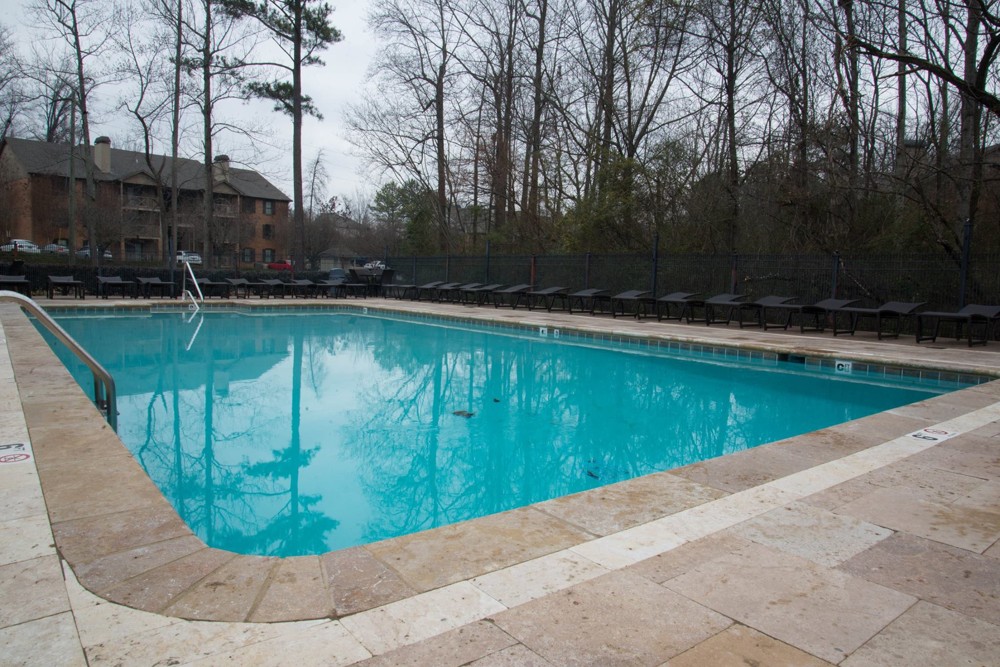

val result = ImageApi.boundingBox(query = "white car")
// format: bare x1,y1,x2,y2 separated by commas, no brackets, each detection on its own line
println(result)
76,247,113,260
0,239,41,254
176,251,202,265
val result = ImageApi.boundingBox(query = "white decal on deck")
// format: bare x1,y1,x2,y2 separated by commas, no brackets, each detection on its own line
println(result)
907,427,959,443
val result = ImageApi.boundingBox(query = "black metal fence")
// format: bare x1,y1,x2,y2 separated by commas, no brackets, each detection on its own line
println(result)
388,252,1000,310
4,251,999,310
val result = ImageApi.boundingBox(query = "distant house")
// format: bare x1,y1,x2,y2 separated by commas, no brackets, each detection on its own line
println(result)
0,136,291,266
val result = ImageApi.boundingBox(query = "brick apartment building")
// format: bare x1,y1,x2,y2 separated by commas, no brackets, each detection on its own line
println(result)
0,136,291,266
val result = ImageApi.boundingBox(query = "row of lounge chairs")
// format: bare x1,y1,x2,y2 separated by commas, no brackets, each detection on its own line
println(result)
36,275,370,300
393,282,1000,346
19,272,998,345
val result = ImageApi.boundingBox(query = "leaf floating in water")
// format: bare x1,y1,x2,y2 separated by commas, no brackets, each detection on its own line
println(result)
492,398,500,403
586,470,599,479
453,410,475,418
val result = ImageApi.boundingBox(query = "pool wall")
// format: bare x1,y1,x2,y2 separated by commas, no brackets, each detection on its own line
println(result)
4,299,999,623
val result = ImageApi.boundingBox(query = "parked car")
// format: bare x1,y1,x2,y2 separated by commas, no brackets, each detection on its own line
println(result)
0,239,41,254
43,243,69,255
76,246,113,260
176,251,202,265
267,259,294,270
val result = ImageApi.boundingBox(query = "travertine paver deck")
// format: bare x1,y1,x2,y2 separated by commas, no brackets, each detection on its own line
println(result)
1,295,999,665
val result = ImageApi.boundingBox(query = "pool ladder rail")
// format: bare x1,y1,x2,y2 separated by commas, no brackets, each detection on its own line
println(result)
180,260,204,311
0,290,118,432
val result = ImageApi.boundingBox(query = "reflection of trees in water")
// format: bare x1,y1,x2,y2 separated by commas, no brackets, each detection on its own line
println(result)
93,314,353,555
341,325,772,543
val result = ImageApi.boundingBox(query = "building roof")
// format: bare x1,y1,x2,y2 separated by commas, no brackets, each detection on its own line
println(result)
0,137,290,202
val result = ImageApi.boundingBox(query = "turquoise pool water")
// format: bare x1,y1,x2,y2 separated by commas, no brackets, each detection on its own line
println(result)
40,310,951,556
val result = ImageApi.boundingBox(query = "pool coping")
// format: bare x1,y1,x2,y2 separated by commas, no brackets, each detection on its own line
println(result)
4,297,1000,626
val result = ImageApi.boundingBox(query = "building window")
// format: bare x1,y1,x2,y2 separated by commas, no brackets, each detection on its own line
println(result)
241,247,255,263
262,248,275,263
262,224,274,240
241,197,255,214
264,200,275,215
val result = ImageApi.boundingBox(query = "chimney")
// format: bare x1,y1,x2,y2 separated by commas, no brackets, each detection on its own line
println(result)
213,154,230,183
94,136,111,173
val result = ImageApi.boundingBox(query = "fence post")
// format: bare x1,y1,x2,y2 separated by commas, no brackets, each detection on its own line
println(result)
530,255,536,286
959,218,972,307
584,252,591,289
729,252,738,293
830,252,840,298
485,240,491,282
411,257,417,284
445,255,451,282
651,232,660,295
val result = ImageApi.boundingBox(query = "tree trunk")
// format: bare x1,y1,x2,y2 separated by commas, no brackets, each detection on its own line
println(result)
294,0,305,269
201,0,214,266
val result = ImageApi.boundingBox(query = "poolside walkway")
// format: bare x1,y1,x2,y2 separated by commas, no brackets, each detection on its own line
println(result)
1,296,999,665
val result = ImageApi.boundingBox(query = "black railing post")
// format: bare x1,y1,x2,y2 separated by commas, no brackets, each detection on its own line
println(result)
411,256,417,284
831,251,840,298
959,218,972,307
729,252,738,293
530,254,536,286
584,252,591,289
651,233,660,295
485,240,491,282
445,255,451,282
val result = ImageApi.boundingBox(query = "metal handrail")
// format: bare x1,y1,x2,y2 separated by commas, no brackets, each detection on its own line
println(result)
183,260,204,303
0,290,118,431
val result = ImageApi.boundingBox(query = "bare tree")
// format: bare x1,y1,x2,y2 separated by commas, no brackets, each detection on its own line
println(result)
30,0,114,263
0,25,25,138
360,0,464,251
180,0,262,267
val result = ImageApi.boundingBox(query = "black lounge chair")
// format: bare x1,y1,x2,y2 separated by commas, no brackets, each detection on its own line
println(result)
226,277,266,298
426,282,462,301
685,293,747,325
916,304,1000,346
373,268,396,297
492,283,533,308
833,301,925,339
196,277,231,298
96,275,135,299
349,267,380,296
327,268,368,297
47,275,85,299
606,290,651,318
566,288,607,314
409,280,445,300
769,297,860,332
260,278,288,298
137,276,175,298
438,282,481,302
289,279,320,297
0,275,32,296
525,286,570,311
460,283,503,305
731,295,797,328
653,292,703,321
315,278,349,298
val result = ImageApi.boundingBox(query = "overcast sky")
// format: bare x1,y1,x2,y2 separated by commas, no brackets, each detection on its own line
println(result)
4,0,379,207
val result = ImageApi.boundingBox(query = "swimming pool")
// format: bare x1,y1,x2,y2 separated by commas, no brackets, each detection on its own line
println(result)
38,309,958,556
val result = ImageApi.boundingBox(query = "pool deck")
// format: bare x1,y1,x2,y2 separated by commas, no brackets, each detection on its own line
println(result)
2,295,999,665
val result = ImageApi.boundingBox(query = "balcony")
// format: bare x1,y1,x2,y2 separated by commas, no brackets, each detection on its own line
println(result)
214,203,237,218
123,195,161,211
